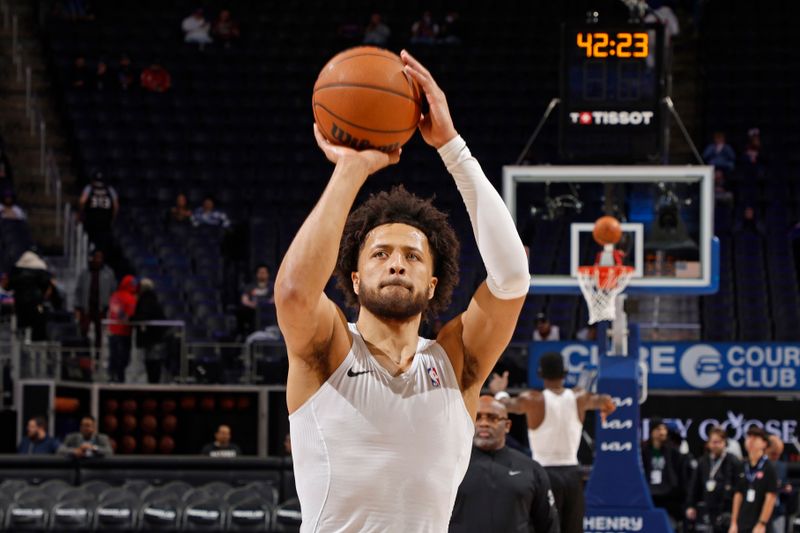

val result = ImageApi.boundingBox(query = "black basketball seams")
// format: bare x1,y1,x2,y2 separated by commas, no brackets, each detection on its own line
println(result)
313,82,421,105
313,102,419,134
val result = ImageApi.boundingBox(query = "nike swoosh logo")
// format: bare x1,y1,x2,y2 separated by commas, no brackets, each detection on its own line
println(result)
509,470,522,476
347,367,373,377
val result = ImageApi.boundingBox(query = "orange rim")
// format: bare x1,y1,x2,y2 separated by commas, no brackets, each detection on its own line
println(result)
577,265,634,289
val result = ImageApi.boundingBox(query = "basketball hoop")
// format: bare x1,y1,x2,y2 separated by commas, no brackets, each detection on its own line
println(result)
577,264,635,324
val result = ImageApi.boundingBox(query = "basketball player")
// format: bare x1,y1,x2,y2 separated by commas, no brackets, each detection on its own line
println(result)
490,352,616,533
275,50,529,532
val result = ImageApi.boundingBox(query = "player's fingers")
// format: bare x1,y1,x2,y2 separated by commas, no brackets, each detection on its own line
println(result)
400,49,432,78
313,123,329,147
502,371,509,379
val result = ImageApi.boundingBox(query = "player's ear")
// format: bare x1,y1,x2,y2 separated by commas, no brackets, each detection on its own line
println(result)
351,272,360,295
427,276,437,299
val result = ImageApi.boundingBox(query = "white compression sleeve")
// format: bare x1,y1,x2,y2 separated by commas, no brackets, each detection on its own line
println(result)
438,135,530,300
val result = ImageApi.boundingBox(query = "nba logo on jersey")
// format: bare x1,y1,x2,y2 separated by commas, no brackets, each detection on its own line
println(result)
427,366,441,387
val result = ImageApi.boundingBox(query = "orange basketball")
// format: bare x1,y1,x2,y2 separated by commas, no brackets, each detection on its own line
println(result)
313,46,421,153
593,216,623,246
159,435,175,454
141,435,157,454
121,435,137,454
102,414,118,433
122,414,137,433
141,415,158,434
162,414,177,434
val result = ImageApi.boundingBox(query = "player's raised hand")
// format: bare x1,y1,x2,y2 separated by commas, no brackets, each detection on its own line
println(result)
400,49,458,149
488,371,509,395
313,124,400,175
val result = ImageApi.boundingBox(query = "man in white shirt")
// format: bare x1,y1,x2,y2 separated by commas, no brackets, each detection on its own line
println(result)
533,312,560,341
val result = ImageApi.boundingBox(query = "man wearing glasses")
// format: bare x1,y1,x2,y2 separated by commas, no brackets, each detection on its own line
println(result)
449,396,559,533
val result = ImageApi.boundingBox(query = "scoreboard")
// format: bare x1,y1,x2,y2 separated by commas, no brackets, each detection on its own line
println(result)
559,23,667,163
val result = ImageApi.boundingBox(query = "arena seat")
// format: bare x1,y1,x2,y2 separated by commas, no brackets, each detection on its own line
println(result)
49,489,96,531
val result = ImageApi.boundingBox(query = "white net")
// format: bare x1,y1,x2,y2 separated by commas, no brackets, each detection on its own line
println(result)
577,266,634,324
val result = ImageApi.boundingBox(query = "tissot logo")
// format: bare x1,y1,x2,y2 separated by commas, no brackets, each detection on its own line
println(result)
569,111,654,126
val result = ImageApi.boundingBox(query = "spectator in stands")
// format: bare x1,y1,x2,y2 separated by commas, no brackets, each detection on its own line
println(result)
533,312,560,341
201,424,242,457
94,57,111,91
643,418,686,528
237,263,275,336
730,426,778,533
116,53,136,91
702,131,736,172
211,9,240,48
74,249,116,348
438,11,462,45
733,206,766,237
58,415,113,457
0,271,13,307
58,0,94,21
576,323,597,341
107,275,138,382
0,190,26,220
450,396,559,533
767,434,792,533
714,168,734,203
410,11,439,44
166,192,192,226
131,278,167,384
742,127,766,167
79,170,119,256
363,13,390,46
140,61,172,93
71,55,90,88
17,416,59,454
685,426,741,532
0,136,12,185
182,8,213,49
192,195,231,228
9,251,51,341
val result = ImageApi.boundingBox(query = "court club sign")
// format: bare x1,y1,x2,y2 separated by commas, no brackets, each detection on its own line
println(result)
529,342,800,391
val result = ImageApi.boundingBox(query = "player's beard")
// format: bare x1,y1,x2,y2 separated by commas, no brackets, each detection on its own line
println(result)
358,280,429,320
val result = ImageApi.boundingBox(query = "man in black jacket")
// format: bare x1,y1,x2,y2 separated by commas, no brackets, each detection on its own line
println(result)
686,426,741,532
450,396,559,533
642,418,687,527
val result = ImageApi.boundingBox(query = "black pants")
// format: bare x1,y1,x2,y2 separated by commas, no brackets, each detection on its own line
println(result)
545,465,584,533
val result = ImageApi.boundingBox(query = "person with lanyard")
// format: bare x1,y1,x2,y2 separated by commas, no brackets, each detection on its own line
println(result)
686,426,742,532
729,426,778,533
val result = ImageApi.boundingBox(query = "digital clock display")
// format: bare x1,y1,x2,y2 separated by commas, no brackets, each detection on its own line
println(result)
576,32,649,58
559,24,666,163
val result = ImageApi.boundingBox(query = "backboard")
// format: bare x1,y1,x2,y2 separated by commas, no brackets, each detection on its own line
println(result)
502,165,719,294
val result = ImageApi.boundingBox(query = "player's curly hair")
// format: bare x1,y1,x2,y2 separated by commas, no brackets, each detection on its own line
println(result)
335,185,460,320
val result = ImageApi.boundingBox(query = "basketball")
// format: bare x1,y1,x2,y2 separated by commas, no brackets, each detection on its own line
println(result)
102,414,118,433
162,414,177,433
159,436,175,454
142,398,158,413
141,435,157,454
141,414,158,434
121,436,137,454
121,399,137,414
122,414,137,432
592,216,622,246
104,398,118,413
313,46,422,153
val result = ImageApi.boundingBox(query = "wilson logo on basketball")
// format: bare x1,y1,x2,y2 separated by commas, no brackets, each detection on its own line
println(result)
330,123,401,154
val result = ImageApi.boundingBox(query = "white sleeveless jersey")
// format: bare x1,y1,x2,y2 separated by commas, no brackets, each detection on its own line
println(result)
528,388,582,466
289,324,474,533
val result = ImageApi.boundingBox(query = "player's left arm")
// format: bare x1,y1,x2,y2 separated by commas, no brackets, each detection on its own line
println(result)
401,50,529,401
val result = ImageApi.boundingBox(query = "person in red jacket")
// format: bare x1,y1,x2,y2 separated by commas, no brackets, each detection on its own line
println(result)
140,62,171,93
107,275,138,382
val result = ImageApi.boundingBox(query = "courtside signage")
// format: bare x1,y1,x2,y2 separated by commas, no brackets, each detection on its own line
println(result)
529,342,800,391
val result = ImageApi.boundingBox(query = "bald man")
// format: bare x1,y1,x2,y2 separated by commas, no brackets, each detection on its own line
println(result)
449,396,559,533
